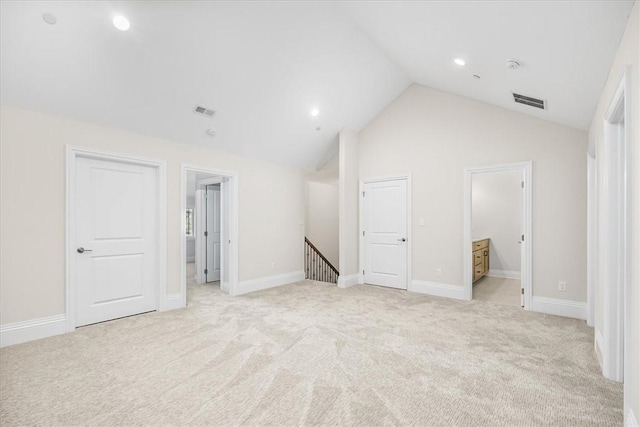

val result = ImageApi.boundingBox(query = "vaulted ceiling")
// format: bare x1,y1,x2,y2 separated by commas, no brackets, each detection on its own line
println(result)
0,1,634,169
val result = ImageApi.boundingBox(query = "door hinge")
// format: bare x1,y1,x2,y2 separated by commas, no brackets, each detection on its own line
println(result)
521,181,524,188
521,288,524,295
521,234,525,241
362,270,365,275
362,191,365,197
204,231,208,237
362,230,365,236
204,269,208,275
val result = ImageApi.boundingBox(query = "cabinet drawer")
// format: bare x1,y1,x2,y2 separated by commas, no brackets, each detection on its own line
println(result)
474,251,482,265
472,239,488,250
474,266,483,279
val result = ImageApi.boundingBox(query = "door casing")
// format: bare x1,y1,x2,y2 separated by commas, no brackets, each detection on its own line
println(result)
181,164,239,300
66,146,167,332
358,175,412,289
463,161,532,307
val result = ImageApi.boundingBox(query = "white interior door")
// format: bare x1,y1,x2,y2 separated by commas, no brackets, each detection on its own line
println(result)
205,185,221,282
75,157,158,327
363,179,408,289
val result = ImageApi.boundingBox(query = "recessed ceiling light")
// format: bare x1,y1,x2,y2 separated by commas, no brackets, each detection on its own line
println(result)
42,13,57,25
113,15,130,31
454,58,466,66
310,108,319,117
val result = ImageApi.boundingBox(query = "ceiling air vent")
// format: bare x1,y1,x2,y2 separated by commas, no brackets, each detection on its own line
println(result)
512,93,546,110
193,105,215,117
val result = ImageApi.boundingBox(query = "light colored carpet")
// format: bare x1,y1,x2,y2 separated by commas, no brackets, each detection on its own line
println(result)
0,280,622,426
473,276,522,307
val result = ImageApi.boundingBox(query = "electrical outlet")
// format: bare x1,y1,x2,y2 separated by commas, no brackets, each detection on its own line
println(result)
558,281,567,292
419,218,425,226
435,268,442,277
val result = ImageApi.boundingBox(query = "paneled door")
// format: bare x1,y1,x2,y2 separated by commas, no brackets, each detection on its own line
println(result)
362,178,408,289
205,184,221,282
74,156,158,327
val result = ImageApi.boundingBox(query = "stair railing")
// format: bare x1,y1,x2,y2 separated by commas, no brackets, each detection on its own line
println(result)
304,237,339,284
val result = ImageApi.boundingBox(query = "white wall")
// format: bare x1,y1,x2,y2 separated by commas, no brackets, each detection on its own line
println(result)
358,84,587,302
0,106,304,325
588,2,639,423
305,181,339,268
338,129,359,280
472,171,522,277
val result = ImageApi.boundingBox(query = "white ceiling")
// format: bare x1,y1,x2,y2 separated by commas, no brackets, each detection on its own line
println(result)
339,0,634,130
1,1,634,170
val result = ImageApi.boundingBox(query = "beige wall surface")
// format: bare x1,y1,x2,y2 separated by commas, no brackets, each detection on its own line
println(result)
588,2,639,422
338,129,359,276
358,84,588,302
0,106,304,325
305,181,339,268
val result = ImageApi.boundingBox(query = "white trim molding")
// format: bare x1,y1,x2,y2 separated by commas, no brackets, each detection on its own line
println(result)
599,66,631,384
463,161,533,309
359,174,413,291
161,293,185,312
338,273,360,288
530,296,587,320
236,271,304,296
487,269,521,280
0,314,67,348
627,409,639,427
181,163,240,301
595,330,604,366
409,280,465,300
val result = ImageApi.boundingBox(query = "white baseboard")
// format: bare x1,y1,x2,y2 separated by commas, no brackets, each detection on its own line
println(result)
531,296,587,320
627,409,639,427
487,269,521,280
161,293,185,311
337,273,359,288
0,314,67,348
409,280,466,301
236,270,304,295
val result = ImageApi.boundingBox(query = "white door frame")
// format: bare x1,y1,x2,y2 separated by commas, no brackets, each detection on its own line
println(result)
463,161,532,306
65,146,167,332
599,67,631,383
358,174,412,288
181,164,239,300
586,152,596,327
195,177,222,284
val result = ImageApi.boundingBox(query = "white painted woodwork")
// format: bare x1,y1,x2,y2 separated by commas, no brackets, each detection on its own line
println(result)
74,157,158,327
205,185,221,282
362,178,408,289
464,162,532,308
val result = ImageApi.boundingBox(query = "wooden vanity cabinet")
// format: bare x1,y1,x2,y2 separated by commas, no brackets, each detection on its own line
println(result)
472,239,490,282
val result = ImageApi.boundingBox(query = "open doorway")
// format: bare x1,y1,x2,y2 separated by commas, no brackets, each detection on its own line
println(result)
464,162,532,308
471,170,523,307
181,164,239,304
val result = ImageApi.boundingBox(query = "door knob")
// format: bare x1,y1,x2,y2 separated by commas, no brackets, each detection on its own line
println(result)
398,238,407,242
77,247,93,253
